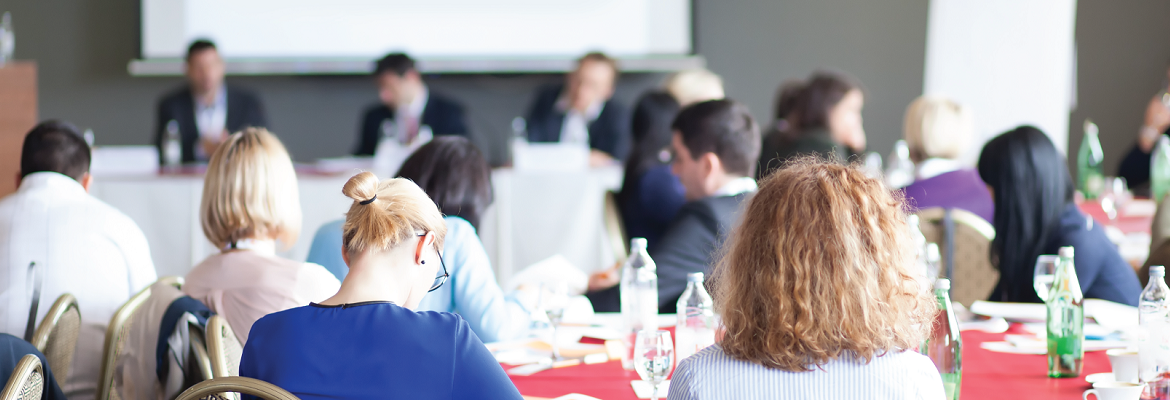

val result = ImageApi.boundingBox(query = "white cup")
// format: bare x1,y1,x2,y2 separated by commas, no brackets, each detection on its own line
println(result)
1083,381,1146,400
1107,349,1140,383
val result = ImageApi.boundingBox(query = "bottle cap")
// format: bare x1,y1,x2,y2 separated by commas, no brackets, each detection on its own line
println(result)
1058,246,1074,258
933,278,950,291
687,272,704,283
1152,265,1166,278
630,238,648,251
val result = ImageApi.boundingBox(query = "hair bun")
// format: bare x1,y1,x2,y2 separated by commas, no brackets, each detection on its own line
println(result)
343,171,380,204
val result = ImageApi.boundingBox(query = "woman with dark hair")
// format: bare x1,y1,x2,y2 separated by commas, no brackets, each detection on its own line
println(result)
619,91,685,248
306,136,530,342
977,126,1140,306
757,71,866,178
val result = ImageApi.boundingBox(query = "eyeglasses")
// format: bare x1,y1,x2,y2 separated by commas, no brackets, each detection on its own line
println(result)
418,233,449,292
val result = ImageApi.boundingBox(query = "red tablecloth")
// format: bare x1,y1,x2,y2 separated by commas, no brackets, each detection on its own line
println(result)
1078,200,1152,236
508,325,1111,400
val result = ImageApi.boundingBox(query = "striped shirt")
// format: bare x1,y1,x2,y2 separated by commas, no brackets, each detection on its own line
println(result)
667,345,946,400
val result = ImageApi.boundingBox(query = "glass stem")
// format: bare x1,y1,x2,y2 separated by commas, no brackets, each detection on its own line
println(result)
550,323,560,361
651,384,659,400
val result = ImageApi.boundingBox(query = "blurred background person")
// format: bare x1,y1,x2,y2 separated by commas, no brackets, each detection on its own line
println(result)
308,136,530,343
618,91,684,250
525,52,631,165
662,68,725,107
183,128,340,343
154,40,268,163
757,71,866,177
978,126,1141,306
1118,63,1170,192
353,53,469,156
242,173,523,399
899,96,993,222
756,80,806,179
669,161,943,399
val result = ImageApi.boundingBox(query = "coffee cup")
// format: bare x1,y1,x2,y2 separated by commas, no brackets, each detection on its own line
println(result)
1106,349,1140,383
1083,381,1145,400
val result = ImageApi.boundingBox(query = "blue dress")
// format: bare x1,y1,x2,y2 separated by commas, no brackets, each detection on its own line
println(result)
240,302,523,400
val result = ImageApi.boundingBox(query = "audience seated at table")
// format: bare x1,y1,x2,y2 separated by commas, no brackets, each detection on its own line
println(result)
978,126,1142,306
618,91,685,250
0,333,67,400
182,128,340,343
353,53,470,156
588,99,760,313
0,120,158,399
242,172,523,400
155,40,268,163
757,71,866,177
662,68,725,107
668,160,945,400
898,96,994,222
307,136,531,343
525,52,632,165
1118,64,1170,192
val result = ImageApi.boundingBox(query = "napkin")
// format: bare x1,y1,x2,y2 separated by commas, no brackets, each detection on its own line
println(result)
630,380,670,399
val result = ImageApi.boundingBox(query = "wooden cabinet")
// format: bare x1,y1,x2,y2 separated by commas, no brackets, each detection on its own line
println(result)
0,61,36,198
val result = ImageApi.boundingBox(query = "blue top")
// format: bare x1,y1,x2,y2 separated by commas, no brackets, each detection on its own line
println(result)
306,216,530,342
240,302,523,400
621,164,686,248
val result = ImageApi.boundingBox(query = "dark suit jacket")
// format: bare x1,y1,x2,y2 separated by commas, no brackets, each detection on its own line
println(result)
524,84,632,162
353,92,469,156
586,193,750,313
1118,127,1170,192
154,85,268,163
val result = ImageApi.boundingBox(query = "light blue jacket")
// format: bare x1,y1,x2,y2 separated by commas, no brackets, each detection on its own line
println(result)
306,216,530,342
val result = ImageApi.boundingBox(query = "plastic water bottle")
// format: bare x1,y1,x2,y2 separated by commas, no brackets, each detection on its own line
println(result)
620,238,659,370
1046,246,1084,378
884,139,915,188
1152,136,1170,203
925,279,962,400
925,242,942,282
1078,120,1105,199
0,12,13,67
675,272,715,365
1139,265,1170,399
907,215,930,282
162,120,182,166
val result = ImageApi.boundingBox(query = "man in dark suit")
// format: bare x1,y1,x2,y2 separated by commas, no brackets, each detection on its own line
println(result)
586,99,761,312
154,40,268,163
353,53,469,156
525,52,632,165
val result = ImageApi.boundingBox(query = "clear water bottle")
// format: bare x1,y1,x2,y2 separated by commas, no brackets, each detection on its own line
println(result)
620,238,659,370
162,120,182,166
0,12,13,67
925,279,963,400
1078,120,1105,199
925,242,942,282
675,272,715,365
1047,246,1084,378
907,215,930,282
1139,265,1170,399
884,139,915,188
1152,136,1170,203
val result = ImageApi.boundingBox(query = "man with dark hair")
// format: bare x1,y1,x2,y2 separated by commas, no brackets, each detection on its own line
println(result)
586,99,760,312
155,39,268,163
525,52,632,165
353,53,469,155
1,121,157,399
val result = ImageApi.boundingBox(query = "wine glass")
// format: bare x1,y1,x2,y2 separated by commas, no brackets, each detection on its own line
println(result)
538,282,570,361
1033,255,1059,302
634,329,674,400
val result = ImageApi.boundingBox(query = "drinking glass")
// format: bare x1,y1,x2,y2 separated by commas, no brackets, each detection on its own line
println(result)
634,329,674,400
1034,255,1059,302
538,282,570,361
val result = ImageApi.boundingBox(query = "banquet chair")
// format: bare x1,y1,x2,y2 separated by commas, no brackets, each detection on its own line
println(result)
602,190,629,263
917,208,998,306
29,294,80,389
96,276,185,400
0,355,43,400
206,315,242,379
174,377,300,400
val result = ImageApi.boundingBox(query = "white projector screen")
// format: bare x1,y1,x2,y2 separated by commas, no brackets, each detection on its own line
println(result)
141,0,692,60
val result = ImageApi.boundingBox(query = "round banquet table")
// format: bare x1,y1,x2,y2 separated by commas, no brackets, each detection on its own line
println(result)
506,324,1111,400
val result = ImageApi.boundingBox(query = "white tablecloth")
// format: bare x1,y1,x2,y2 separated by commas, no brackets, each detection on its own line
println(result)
89,167,622,286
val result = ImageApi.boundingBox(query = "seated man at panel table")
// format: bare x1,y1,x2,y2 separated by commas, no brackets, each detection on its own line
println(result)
0,120,158,399
155,39,269,163
353,53,470,155
525,52,632,165
586,99,761,313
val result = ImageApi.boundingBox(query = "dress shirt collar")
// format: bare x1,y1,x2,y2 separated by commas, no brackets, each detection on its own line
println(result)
193,85,227,111
916,158,963,180
555,95,604,122
713,176,758,197
18,171,87,197
399,86,429,121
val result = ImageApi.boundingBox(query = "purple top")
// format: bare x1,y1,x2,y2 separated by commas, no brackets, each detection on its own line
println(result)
900,168,994,223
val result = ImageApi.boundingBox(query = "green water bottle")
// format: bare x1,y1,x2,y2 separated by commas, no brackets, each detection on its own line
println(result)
1078,120,1105,199
1047,246,1084,378
925,279,962,400
1154,135,1170,204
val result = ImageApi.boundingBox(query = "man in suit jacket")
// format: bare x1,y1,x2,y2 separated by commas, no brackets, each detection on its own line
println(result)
525,52,632,165
586,99,761,313
353,53,469,156
154,40,268,163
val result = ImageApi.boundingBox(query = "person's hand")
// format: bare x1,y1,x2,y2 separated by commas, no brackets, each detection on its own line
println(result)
587,262,622,292
199,129,229,158
588,150,616,167
1141,95,1170,151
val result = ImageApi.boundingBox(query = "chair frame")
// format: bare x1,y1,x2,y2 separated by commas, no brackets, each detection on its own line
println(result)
0,354,43,400
206,315,241,379
29,293,80,387
96,276,185,400
917,208,995,242
174,377,300,400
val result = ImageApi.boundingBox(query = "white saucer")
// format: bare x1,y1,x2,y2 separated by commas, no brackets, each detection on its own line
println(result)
1085,372,1115,384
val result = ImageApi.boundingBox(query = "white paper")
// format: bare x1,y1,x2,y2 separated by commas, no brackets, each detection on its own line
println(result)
969,301,1047,322
90,146,159,176
512,140,590,172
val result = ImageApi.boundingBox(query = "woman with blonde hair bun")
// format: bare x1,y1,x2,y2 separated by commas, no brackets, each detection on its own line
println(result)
668,160,945,400
240,172,523,399
900,96,993,222
182,128,339,343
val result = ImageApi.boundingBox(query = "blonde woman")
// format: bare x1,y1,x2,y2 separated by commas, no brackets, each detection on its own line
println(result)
182,128,340,343
900,96,992,221
241,172,522,399
667,161,944,400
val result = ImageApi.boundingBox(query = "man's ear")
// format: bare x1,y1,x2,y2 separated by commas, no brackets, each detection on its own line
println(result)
701,152,722,177
80,173,93,193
